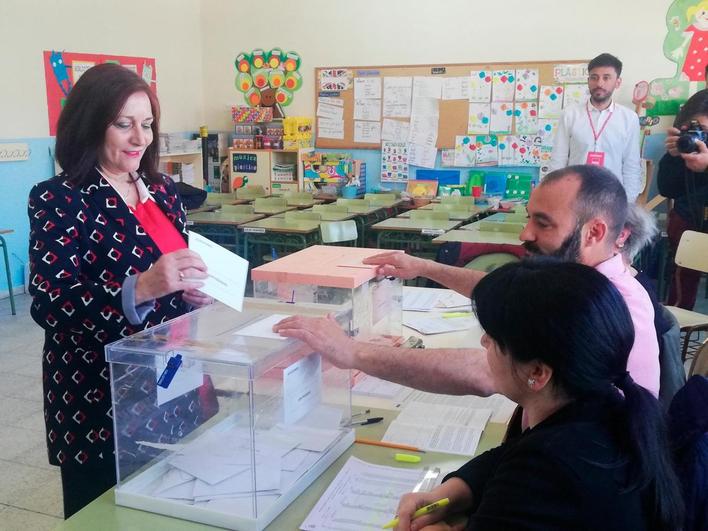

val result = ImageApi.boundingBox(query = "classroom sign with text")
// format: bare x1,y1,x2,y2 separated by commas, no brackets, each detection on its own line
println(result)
43,50,157,136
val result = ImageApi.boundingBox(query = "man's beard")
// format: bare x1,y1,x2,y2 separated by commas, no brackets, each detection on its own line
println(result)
522,228,582,262
591,89,612,105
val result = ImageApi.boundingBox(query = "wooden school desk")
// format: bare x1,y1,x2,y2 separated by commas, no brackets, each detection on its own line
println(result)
187,211,265,255
58,287,506,531
240,217,322,263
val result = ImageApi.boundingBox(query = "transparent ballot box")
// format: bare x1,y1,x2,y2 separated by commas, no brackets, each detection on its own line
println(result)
251,245,402,340
106,303,353,531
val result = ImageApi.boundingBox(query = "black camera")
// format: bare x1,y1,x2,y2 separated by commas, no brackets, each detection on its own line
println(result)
676,120,708,154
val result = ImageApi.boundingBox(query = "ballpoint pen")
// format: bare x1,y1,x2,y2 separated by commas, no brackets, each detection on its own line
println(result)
344,416,383,427
382,498,450,529
355,438,426,453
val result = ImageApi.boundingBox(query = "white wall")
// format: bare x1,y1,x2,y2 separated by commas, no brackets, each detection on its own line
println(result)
200,0,678,130
0,0,204,138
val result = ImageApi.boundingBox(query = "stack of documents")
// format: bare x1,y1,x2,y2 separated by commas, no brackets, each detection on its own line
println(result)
402,313,477,335
301,456,439,530
397,390,517,425
382,402,491,456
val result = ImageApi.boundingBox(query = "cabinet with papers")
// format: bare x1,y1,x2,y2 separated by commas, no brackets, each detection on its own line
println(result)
106,303,353,531
251,245,403,339
228,148,313,196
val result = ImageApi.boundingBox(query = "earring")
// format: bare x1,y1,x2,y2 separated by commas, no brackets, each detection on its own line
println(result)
527,378,536,387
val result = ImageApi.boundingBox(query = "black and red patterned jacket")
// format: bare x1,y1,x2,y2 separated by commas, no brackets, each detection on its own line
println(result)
28,168,199,468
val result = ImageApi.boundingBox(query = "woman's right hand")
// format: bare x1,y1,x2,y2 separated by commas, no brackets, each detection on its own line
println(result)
665,127,681,157
394,492,452,531
134,249,207,304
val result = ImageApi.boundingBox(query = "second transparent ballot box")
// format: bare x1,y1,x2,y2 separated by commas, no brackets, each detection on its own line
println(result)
251,245,403,340
106,303,354,531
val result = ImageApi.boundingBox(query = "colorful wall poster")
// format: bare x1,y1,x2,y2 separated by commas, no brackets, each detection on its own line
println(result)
553,63,589,83
467,103,491,135
43,50,156,136
492,70,516,101
475,135,499,165
514,101,539,134
537,119,559,146
380,141,409,182
454,135,477,167
515,68,539,101
490,102,514,133
319,68,353,90
538,85,564,118
517,135,543,166
469,70,493,102
497,135,520,166
563,84,590,108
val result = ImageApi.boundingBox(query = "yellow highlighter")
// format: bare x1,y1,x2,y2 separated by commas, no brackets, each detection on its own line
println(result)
382,498,450,529
442,312,473,318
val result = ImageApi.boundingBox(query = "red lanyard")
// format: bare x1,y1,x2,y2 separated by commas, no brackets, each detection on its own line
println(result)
586,102,613,148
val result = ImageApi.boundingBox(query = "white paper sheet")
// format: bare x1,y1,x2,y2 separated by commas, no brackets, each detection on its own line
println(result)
408,115,438,148
383,77,412,118
188,231,248,311
352,374,409,400
381,118,410,142
412,76,442,99
283,354,322,424
354,120,381,143
436,291,472,309
317,102,344,120
442,76,471,100
398,391,517,425
408,143,437,168
382,420,483,456
396,402,491,430
234,314,290,341
353,99,381,121
354,77,382,99
318,117,344,139
402,314,476,335
300,457,427,531
402,290,441,311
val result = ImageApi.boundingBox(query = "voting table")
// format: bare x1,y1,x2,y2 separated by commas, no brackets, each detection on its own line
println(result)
59,286,508,530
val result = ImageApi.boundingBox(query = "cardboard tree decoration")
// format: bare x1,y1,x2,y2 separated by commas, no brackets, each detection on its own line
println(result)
647,0,708,116
234,48,303,116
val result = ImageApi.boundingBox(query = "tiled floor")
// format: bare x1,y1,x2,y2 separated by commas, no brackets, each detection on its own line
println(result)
0,293,63,529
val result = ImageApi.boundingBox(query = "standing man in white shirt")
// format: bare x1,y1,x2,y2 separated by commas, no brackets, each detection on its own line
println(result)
550,53,642,201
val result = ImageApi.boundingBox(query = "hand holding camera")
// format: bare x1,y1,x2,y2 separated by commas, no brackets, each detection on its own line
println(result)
665,121,708,173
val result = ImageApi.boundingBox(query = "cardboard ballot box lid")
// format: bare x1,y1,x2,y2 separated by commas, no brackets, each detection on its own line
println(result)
251,245,399,289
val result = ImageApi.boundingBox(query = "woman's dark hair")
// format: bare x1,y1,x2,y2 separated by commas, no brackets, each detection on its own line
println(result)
54,63,162,185
473,258,684,529
674,88,708,128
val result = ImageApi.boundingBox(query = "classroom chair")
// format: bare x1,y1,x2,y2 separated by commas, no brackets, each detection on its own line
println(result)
664,230,708,362
336,198,371,207
440,195,475,206
284,211,321,222
236,185,267,200
409,210,450,221
320,220,358,245
220,204,255,214
365,193,396,202
689,340,708,377
206,192,237,204
284,192,314,204
463,252,520,273
254,197,288,210
0,230,15,315
313,204,348,213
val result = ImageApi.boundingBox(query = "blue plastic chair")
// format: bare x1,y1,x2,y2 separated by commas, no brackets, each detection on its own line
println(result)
0,230,16,315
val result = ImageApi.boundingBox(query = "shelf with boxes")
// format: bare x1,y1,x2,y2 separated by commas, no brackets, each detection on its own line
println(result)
159,150,204,189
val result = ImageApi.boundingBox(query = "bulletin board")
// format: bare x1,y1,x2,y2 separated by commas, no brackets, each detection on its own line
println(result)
43,50,157,136
314,60,589,150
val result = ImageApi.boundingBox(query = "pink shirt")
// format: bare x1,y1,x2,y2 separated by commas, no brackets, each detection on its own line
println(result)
595,254,660,397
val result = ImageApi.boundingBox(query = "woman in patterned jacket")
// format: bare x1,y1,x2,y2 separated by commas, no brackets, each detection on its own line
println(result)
28,63,214,518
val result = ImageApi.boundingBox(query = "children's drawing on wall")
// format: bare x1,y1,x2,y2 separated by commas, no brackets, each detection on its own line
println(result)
43,51,157,136
647,0,707,115
234,48,303,118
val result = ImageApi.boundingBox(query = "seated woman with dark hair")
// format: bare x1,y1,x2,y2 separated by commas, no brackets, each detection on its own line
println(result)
393,258,684,531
